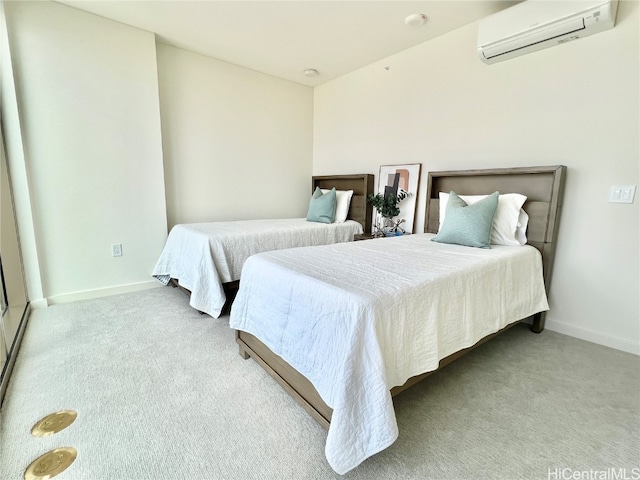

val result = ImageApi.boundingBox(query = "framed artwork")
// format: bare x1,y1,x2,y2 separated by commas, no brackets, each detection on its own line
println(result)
377,163,422,234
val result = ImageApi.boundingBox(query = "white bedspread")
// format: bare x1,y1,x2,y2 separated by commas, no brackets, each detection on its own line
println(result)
152,218,363,318
229,233,549,474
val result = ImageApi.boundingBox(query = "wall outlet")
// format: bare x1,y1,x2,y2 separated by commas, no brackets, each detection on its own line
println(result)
111,243,122,257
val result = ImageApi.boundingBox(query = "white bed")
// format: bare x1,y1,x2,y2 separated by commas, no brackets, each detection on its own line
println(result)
229,233,549,473
152,218,363,317
229,166,566,474
152,174,374,317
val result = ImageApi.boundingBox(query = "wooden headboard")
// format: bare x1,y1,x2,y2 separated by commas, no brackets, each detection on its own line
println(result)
312,174,374,233
425,166,566,329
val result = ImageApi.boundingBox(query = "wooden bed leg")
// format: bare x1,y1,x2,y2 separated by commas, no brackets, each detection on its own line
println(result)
531,312,546,333
235,330,250,359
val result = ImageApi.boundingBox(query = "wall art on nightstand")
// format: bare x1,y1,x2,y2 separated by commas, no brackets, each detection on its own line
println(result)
376,163,421,234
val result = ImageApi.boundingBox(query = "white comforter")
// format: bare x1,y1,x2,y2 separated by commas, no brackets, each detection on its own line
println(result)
152,218,363,318
229,233,549,474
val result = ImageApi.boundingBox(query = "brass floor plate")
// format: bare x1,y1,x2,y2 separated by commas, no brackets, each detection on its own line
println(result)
24,447,77,480
31,411,77,437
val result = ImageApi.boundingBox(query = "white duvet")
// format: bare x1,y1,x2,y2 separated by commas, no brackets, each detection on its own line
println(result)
229,233,549,474
152,218,363,318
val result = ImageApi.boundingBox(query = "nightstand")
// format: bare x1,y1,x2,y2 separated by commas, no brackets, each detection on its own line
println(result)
354,233,375,241
354,233,411,241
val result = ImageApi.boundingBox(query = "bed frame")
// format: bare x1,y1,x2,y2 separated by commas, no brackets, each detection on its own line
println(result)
235,166,566,429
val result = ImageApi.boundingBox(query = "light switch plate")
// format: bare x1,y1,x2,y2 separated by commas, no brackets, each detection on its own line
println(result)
609,185,636,204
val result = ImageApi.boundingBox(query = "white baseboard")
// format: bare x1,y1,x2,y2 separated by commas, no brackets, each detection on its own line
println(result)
545,319,639,356
46,281,163,306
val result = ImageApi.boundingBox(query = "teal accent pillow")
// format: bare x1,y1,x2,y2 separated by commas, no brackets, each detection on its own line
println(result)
432,191,499,248
306,187,337,224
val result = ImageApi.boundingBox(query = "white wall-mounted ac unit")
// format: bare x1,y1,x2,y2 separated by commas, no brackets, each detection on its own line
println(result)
477,0,618,65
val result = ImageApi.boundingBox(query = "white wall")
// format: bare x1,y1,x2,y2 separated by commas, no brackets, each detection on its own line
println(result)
314,1,639,354
156,44,314,229
4,1,168,303
3,1,314,304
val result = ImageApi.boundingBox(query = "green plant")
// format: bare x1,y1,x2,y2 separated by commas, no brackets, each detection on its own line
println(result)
367,191,408,220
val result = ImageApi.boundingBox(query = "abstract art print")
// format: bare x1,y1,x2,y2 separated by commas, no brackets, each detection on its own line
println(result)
377,163,422,234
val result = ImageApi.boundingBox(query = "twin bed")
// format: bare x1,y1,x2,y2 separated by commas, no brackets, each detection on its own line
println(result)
228,165,566,474
152,174,374,317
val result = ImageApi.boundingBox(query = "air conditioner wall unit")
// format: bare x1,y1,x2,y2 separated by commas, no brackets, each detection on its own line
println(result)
477,0,618,65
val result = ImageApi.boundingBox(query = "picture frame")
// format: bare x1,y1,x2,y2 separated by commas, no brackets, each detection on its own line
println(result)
377,163,422,234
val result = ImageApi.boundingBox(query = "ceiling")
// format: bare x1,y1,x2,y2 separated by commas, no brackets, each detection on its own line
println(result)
55,1,517,87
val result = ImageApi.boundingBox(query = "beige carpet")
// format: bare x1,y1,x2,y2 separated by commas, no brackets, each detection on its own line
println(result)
1,286,638,479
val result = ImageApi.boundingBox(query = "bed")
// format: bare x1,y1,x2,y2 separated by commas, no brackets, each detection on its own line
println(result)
229,165,566,474
152,174,374,318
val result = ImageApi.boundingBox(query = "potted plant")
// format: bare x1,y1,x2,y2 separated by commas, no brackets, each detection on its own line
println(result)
367,190,409,237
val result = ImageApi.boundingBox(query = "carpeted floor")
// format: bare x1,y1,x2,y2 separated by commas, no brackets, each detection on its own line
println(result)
1,286,638,479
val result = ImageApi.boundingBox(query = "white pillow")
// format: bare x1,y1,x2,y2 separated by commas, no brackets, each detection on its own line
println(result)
321,189,354,223
438,192,529,246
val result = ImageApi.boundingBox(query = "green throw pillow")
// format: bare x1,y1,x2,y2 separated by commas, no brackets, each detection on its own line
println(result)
432,191,499,248
306,187,337,224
